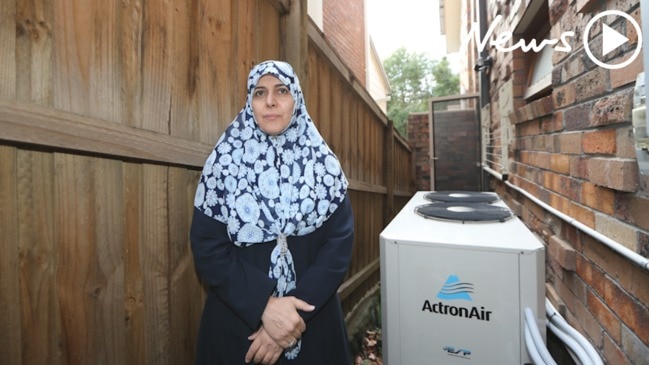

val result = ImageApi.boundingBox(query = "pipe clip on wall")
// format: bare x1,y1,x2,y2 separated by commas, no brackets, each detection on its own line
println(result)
633,72,649,175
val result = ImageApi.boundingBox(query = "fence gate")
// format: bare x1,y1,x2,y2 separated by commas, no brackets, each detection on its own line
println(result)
428,94,482,191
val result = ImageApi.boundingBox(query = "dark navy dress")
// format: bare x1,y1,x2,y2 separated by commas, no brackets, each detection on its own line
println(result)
190,197,354,364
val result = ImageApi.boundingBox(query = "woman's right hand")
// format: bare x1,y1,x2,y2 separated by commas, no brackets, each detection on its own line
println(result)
261,296,315,347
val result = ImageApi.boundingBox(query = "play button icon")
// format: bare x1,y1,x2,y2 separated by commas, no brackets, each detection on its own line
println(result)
601,24,628,56
584,10,643,70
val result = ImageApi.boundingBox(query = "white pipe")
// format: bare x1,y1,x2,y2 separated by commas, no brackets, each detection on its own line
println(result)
546,320,592,365
482,171,649,271
546,299,603,365
525,308,557,365
525,324,548,365
481,163,505,181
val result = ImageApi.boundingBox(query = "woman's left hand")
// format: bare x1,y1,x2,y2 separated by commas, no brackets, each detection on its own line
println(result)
245,326,283,364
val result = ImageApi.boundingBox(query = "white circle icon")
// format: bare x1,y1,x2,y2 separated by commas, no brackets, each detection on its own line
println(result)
583,10,643,70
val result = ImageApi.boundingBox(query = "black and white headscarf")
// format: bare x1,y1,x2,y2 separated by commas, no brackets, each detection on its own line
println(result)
194,60,348,358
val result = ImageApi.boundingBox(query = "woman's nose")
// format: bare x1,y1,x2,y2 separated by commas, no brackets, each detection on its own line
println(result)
266,94,276,107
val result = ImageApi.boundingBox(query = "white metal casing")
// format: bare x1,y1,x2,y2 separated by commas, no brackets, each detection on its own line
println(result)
380,192,545,364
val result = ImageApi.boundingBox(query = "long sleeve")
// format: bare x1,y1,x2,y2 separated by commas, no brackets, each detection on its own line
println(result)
289,196,354,322
190,208,276,330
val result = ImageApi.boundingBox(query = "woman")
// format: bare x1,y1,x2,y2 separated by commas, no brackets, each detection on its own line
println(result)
191,60,354,364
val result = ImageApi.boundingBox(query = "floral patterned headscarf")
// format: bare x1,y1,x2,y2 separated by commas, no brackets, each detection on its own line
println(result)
194,60,348,358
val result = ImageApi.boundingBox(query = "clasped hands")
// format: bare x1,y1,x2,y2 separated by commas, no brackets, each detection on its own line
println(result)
245,296,315,364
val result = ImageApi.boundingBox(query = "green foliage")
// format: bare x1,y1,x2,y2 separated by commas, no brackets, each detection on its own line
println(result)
383,48,460,137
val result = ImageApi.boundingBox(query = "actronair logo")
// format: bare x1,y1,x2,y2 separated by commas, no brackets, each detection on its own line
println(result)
436,275,473,301
421,275,493,322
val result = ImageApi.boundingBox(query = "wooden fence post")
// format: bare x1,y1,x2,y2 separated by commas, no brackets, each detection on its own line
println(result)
384,120,395,226
282,0,308,90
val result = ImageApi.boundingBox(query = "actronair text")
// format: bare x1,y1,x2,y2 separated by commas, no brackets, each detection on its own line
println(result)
422,300,493,321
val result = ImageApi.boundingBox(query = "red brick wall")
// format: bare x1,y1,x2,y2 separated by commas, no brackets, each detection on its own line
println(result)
482,0,649,363
322,0,366,86
408,113,431,191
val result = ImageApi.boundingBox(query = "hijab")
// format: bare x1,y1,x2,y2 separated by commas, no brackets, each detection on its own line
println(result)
194,60,348,358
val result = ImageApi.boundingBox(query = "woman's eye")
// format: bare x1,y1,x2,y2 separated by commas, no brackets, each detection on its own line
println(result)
254,90,266,97
277,87,289,95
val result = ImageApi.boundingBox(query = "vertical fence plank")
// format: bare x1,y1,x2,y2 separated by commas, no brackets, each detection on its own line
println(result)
140,164,170,364
258,0,280,61
15,0,53,104
317,60,331,140
0,146,22,364
17,150,60,365
384,123,395,225
189,0,234,144
234,0,254,105
123,162,146,365
139,0,173,133
118,0,144,130
52,1,122,121
54,154,126,364
168,168,203,364
0,0,16,98
168,0,191,140
92,157,127,364
341,82,351,175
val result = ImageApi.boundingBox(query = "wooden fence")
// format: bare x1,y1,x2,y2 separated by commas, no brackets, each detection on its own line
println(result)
0,1,413,363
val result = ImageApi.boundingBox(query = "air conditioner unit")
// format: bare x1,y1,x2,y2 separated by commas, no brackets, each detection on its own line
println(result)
380,191,546,364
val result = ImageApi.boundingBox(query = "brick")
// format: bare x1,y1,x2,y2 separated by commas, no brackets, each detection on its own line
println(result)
603,332,628,365
586,158,639,192
576,0,599,13
606,0,641,16
553,83,576,109
575,295,605,346
541,114,562,133
620,195,649,231
575,68,608,102
582,129,617,155
582,232,649,310
610,54,643,89
559,132,583,154
616,126,637,159
590,92,634,127
581,182,614,215
577,246,606,296
626,8,641,46
587,290,621,343
549,235,576,271
548,0,569,25
570,156,589,179
545,171,561,193
565,200,595,228
550,153,570,174
640,231,649,258
557,53,585,83
537,95,554,116
553,272,579,314
564,102,592,131
568,177,583,201
604,278,649,344
621,324,649,364
595,213,639,251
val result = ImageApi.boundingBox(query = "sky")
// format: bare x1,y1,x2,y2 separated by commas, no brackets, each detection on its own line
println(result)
366,0,452,62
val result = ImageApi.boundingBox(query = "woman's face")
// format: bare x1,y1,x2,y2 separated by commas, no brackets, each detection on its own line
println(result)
251,75,295,136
